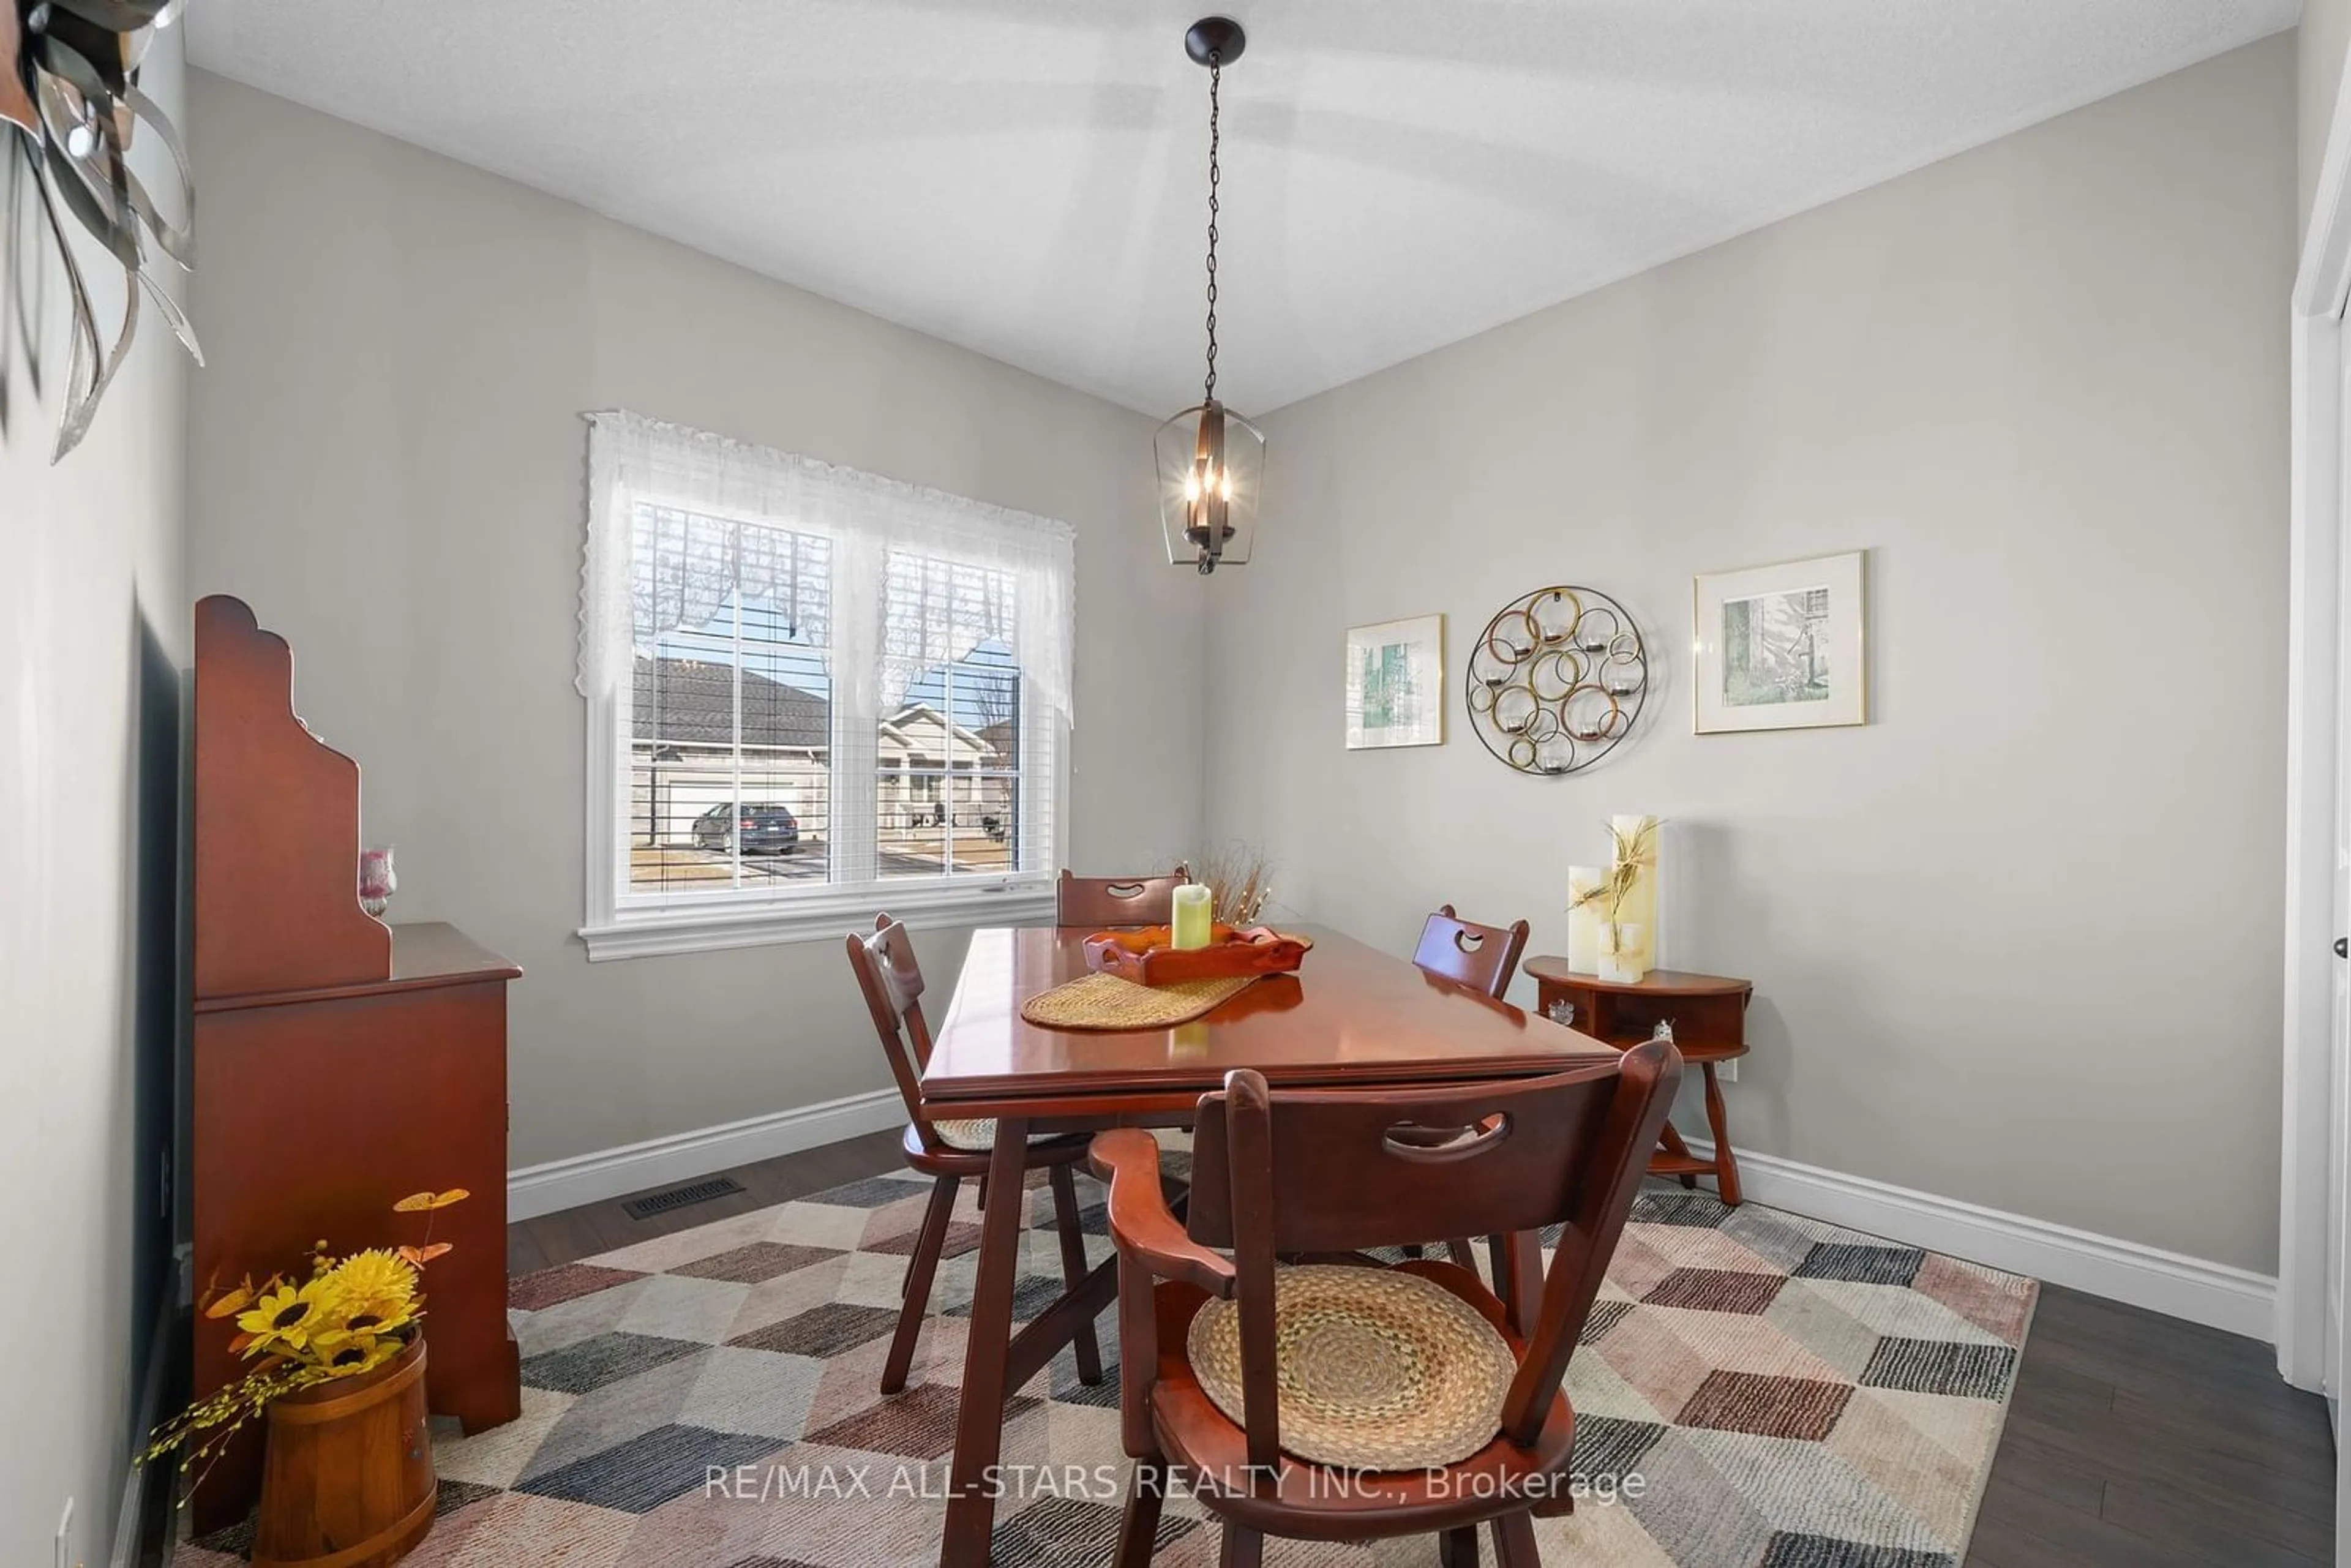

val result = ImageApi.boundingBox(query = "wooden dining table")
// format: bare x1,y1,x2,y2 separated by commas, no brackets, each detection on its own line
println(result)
918,923,1621,1568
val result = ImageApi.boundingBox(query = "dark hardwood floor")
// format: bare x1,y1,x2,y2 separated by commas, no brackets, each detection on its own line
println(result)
506,1126,904,1276
1968,1285,2334,1566
509,1133,2336,1567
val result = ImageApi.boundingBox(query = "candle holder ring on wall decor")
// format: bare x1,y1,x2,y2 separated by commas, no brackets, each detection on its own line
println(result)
1465,585,1649,775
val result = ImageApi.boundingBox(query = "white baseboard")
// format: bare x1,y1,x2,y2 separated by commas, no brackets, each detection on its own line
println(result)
503,1094,2276,1341
507,1089,904,1222
1685,1137,2277,1342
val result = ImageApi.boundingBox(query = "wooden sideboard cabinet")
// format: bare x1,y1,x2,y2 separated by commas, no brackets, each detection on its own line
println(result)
190,596,521,1531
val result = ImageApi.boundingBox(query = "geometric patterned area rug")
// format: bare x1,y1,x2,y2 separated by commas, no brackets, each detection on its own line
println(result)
181,1168,2035,1568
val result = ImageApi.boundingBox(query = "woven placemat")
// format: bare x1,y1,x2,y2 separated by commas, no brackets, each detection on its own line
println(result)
1187,1264,1515,1471
1019,971,1258,1031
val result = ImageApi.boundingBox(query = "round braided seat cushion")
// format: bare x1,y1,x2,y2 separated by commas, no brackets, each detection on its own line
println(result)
930,1119,1060,1152
1185,1264,1517,1471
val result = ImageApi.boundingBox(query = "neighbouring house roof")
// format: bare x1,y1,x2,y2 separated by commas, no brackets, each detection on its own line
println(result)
879,703,1000,765
634,657,830,750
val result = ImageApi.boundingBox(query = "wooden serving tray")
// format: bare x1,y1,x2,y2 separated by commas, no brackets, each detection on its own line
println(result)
1083,924,1313,987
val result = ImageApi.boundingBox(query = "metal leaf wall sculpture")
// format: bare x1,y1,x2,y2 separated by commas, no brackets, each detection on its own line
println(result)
4,0,197,462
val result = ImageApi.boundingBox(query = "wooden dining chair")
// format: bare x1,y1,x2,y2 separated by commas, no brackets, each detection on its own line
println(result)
1056,865,1193,927
1412,904,1532,1000
842,914,1104,1394
1409,904,1534,1274
1057,866,1207,1176
1090,1043,1679,1567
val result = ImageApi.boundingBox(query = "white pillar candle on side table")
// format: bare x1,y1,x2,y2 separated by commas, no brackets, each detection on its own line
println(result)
1608,814,1660,973
1566,865,1605,973
1599,922,1647,985
1171,883,1213,950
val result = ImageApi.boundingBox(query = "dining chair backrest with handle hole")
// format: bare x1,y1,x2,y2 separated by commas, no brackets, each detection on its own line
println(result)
842,913,936,1128
1411,903,1532,1000
1056,865,1194,928
1183,1043,1679,1462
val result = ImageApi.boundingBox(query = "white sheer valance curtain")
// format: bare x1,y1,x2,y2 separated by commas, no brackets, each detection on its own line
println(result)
579,410,1076,726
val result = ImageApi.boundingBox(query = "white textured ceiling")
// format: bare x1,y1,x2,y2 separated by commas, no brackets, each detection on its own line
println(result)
189,1,2297,416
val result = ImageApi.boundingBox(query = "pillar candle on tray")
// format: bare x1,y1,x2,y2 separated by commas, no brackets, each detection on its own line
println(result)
1171,883,1213,950
1566,865,1605,973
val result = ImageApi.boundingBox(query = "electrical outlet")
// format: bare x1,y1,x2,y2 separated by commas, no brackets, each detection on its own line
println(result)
1715,1059,1738,1084
54,1496,72,1568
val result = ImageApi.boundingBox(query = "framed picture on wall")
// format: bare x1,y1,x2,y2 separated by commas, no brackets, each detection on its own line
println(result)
1344,614,1445,748
1693,551,1867,733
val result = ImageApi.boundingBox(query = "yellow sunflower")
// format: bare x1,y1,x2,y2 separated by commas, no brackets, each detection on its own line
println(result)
324,1249,419,1334
309,1330,402,1377
235,1278,335,1357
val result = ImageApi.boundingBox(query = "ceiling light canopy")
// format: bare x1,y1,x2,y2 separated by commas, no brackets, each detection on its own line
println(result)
1155,15,1264,576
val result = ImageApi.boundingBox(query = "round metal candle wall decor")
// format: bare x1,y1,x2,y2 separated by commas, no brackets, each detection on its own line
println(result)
1465,585,1650,775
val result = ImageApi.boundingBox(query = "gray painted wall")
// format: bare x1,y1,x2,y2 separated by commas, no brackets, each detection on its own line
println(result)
1205,38,2294,1274
2304,0,2351,236
185,72,1206,1169
0,31,189,1568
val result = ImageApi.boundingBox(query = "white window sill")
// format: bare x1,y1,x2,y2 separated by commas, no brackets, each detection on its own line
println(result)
579,880,1057,962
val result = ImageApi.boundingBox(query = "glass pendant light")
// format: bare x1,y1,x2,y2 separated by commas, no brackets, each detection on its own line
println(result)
1155,17,1265,575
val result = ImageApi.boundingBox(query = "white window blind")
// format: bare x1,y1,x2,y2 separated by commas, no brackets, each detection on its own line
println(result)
578,411,1074,958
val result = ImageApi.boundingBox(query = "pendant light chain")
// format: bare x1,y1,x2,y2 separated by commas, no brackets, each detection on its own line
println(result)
1203,52,1221,405
1157,19,1256,575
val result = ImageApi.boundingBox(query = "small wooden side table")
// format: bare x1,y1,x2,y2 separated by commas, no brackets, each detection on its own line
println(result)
1524,959,1754,1206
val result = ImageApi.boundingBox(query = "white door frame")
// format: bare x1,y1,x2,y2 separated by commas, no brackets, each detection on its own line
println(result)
2280,63,2351,1400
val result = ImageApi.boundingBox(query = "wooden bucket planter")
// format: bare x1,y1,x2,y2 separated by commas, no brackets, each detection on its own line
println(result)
252,1335,436,1568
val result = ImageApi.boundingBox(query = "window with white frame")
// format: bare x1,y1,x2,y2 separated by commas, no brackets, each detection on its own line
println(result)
577,412,1074,959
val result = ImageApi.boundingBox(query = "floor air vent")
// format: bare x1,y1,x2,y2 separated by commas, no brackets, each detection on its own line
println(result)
623,1176,746,1220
